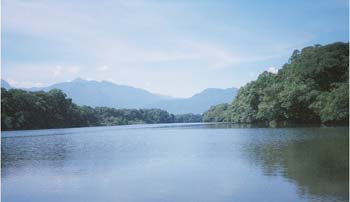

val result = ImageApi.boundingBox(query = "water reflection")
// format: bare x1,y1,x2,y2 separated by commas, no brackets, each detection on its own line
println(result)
1,124,349,202
243,128,349,201
2,135,71,177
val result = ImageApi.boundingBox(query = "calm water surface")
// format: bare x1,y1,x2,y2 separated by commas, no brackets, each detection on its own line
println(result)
1,123,349,202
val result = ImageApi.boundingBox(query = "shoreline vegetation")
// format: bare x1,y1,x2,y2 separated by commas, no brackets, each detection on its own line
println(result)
1,88,202,131
203,42,349,126
1,42,349,131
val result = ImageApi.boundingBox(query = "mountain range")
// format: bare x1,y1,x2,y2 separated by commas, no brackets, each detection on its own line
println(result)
146,88,237,114
1,79,237,114
1,80,11,90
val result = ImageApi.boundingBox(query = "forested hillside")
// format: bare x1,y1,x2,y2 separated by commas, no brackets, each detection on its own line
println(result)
203,42,349,125
1,88,201,131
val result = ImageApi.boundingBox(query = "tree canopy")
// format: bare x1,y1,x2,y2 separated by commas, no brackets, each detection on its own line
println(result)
203,42,349,125
1,88,202,131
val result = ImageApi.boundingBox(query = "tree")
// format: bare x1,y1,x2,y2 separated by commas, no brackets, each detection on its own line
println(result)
203,42,349,125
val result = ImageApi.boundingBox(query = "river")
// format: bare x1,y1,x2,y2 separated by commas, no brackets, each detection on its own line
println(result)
1,123,348,202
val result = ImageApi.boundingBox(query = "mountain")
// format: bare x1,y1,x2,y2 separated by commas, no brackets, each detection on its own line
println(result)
2,78,238,114
146,88,238,114
24,78,171,109
1,80,11,89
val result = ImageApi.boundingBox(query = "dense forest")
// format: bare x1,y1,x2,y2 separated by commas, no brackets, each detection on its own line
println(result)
1,88,202,131
203,42,349,125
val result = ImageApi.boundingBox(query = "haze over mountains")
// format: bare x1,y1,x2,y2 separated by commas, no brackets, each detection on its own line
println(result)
1,80,11,90
1,79,237,114
146,88,237,114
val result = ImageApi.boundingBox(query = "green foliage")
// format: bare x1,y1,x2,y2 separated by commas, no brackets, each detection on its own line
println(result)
1,88,86,130
203,42,349,125
174,113,202,123
311,83,349,123
1,89,202,131
202,103,230,122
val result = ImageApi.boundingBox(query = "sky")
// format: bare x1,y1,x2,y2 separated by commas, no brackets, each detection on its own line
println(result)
2,0,349,98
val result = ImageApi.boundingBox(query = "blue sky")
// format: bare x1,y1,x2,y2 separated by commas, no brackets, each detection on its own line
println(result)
2,0,349,97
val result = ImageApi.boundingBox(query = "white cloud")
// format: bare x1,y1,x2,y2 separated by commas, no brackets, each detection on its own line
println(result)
53,65,63,77
3,0,318,97
97,65,110,72
3,0,97,38
267,66,278,74
67,66,80,74
2,0,248,71
7,79,45,88
3,63,82,88
53,65,80,78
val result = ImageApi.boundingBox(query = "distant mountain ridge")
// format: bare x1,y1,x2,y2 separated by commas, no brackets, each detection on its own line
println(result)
1,79,237,114
146,87,238,114
24,78,170,109
1,80,11,90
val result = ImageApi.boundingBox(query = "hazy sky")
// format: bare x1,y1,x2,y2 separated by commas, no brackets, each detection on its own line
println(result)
2,0,349,97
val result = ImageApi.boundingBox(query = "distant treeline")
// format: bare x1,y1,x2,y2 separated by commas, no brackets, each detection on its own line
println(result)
203,42,349,125
1,88,202,131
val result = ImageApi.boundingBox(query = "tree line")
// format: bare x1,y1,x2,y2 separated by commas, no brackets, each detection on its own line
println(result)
1,88,202,131
203,42,349,126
